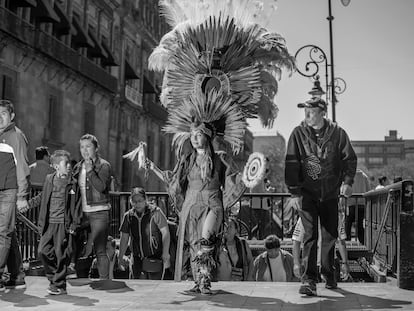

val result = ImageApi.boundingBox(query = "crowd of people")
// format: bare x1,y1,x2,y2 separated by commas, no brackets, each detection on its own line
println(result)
2,83,399,301
0,90,392,298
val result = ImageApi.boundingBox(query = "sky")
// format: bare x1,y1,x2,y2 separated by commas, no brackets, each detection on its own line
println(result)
248,0,414,141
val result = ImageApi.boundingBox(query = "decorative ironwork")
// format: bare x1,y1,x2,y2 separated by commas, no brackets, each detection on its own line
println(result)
295,44,347,112
333,77,347,95
294,44,328,79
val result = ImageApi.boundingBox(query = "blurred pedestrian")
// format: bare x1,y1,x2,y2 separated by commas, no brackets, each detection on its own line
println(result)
29,146,54,188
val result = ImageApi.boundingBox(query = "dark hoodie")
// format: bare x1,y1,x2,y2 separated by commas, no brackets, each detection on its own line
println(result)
285,119,357,200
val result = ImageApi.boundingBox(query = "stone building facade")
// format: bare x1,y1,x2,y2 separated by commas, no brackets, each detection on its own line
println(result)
0,0,172,191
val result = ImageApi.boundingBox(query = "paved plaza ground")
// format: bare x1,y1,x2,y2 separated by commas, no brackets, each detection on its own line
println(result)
0,277,413,311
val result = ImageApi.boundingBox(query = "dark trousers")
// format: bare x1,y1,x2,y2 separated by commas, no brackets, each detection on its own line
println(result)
84,210,110,279
131,255,162,280
38,223,70,289
299,196,338,283
0,189,25,281
345,205,365,243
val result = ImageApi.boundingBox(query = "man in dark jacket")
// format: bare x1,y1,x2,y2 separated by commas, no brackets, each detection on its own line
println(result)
0,100,30,291
285,97,356,296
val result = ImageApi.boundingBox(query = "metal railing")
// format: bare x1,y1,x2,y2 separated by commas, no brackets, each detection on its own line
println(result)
17,190,373,261
364,180,414,280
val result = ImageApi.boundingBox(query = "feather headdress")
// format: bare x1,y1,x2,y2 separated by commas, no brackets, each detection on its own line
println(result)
149,0,296,155
164,89,247,157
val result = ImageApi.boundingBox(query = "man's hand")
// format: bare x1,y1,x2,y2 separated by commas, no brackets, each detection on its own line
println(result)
290,196,303,212
162,253,171,269
340,184,353,198
17,199,29,213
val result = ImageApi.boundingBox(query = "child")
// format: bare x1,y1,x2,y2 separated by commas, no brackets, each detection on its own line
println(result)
29,150,82,295
118,187,171,280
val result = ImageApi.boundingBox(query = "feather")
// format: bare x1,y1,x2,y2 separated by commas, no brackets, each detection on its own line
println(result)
150,0,295,156
255,95,279,128
123,142,147,169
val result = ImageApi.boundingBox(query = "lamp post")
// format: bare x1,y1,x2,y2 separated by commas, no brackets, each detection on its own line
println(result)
295,0,350,122
328,0,350,122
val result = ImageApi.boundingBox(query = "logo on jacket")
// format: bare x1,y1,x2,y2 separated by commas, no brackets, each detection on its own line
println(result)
304,154,321,180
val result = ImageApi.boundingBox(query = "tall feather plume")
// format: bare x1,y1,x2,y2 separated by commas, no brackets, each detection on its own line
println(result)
150,0,295,157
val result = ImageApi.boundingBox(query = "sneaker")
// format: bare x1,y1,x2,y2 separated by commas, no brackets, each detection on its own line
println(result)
325,279,338,290
66,263,78,279
4,279,26,289
200,286,212,295
47,286,67,295
189,284,201,293
299,282,317,296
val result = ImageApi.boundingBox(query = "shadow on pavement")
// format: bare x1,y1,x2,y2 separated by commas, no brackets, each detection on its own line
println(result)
0,290,49,308
46,293,99,307
171,287,412,311
89,279,133,292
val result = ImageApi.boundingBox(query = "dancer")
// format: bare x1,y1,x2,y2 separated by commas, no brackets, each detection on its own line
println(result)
125,0,296,295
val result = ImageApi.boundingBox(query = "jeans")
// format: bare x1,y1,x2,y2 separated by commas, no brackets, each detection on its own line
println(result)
299,196,338,283
85,210,110,279
38,223,69,289
0,189,25,280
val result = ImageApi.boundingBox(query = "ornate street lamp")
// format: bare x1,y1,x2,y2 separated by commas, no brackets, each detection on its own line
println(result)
327,0,350,122
295,0,349,122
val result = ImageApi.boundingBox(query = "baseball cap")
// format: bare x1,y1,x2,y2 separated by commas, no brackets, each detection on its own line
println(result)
297,97,327,111
130,187,146,198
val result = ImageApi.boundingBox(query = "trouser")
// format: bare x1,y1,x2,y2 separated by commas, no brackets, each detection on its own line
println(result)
38,223,69,289
345,204,365,243
130,255,162,280
299,196,338,283
0,189,25,281
84,210,110,279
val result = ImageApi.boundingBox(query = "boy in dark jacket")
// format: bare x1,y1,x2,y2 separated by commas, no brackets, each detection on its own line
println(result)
285,97,356,296
29,150,82,295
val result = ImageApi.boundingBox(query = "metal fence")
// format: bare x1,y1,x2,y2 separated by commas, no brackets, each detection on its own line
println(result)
364,179,414,282
17,190,371,262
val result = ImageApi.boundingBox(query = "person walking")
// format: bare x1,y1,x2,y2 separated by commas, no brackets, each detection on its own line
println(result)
72,134,112,280
285,96,357,296
0,99,29,291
